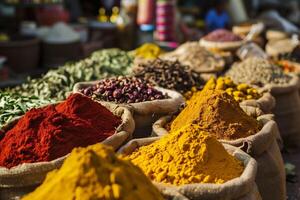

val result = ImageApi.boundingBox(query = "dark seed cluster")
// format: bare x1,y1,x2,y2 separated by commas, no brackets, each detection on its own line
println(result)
80,76,168,104
134,59,204,94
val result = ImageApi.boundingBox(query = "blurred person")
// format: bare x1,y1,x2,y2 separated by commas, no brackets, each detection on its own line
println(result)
205,0,230,32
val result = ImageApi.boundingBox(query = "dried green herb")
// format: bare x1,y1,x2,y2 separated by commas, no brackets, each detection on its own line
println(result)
0,93,54,129
6,49,133,101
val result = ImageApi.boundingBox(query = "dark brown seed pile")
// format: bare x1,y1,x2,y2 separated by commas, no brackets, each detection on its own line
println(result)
134,59,204,94
80,76,168,104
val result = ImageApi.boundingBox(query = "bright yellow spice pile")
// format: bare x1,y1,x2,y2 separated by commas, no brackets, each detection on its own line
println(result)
23,144,164,200
204,77,261,102
132,43,163,59
125,124,244,185
185,77,261,102
171,88,261,140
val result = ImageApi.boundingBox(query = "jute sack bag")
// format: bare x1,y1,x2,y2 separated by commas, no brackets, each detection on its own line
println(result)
0,103,135,200
199,38,245,51
119,138,261,200
239,92,276,114
152,114,285,200
259,73,300,151
74,81,184,138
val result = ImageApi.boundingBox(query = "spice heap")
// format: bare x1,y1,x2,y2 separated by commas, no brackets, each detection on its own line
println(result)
0,93,121,168
132,43,163,59
203,29,242,42
0,93,55,129
134,59,204,94
203,77,261,102
226,57,291,87
266,38,298,57
276,60,300,73
161,42,224,72
125,124,244,185
278,45,300,63
171,89,261,140
6,49,133,101
23,144,164,200
80,76,168,104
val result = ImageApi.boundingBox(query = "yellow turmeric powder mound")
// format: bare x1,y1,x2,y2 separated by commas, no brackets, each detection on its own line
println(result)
171,89,261,140
125,124,244,185
23,144,164,200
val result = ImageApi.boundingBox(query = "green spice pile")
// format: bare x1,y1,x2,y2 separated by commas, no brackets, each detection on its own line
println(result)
0,93,54,129
6,49,133,101
80,76,168,104
134,59,204,94
226,57,292,87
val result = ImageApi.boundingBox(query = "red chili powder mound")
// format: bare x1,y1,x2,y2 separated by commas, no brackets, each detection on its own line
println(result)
0,93,121,168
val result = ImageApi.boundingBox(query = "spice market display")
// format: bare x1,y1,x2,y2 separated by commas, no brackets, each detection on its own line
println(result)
3,2,300,199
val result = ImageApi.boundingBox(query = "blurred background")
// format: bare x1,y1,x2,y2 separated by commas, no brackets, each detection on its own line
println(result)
0,0,300,86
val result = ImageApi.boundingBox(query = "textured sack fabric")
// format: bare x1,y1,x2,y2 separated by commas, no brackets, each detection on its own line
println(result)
199,38,244,51
260,74,300,151
221,117,285,200
0,104,135,199
119,139,260,200
74,81,184,138
152,115,285,200
240,92,276,114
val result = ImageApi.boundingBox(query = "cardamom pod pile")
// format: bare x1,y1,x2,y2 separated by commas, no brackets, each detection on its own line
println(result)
0,93,55,129
6,49,133,101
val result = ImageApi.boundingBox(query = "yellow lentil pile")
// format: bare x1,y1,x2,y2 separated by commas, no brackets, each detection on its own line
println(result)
125,124,244,185
133,43,163,59
171,89,261,140
23,144,164,200
204,77,261,102
184,77,261,102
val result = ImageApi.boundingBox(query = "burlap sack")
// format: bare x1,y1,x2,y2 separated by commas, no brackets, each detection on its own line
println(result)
260,74,300,151
119,139,261,200
0,104,135,200
220,117,285,200
74,81,184,138
199,38,245,51
240,92,276,114
152,115,285,200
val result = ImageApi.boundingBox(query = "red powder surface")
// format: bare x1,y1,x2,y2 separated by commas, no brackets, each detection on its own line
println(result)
0,93,121,168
